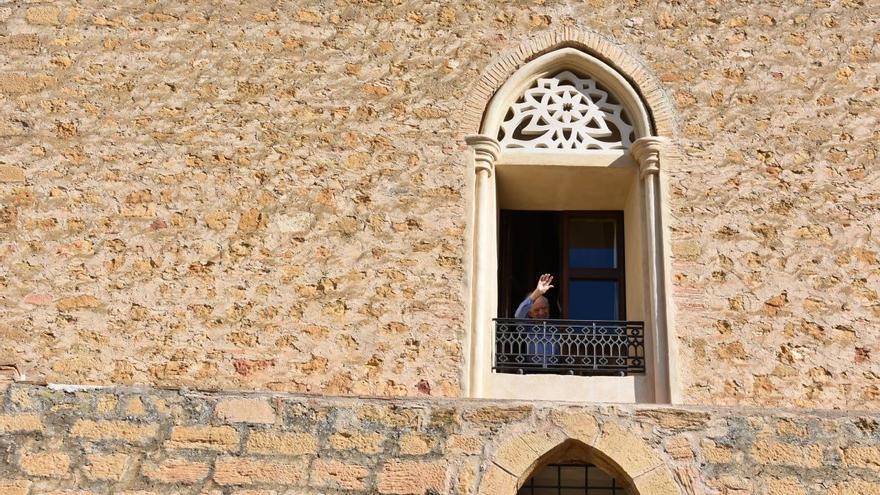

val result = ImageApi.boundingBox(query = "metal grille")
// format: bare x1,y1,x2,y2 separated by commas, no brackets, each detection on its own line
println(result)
493,319,645,376
516,464,631,495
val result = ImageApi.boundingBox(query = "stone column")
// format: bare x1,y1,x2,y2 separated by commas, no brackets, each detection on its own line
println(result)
464,135,501,398
632,136,672,403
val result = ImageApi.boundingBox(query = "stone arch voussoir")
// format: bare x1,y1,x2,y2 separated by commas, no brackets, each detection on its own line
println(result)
476,412,681,495
459,27,678,141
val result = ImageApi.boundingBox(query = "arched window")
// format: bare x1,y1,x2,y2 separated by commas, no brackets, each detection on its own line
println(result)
518,463,633,495
465,45,677,404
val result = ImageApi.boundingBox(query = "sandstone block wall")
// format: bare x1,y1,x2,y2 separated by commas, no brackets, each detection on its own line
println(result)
0,1,878,409
1,382,880,494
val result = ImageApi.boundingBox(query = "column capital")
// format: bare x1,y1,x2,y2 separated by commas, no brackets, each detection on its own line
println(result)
465,134,501,176
631,136,669,178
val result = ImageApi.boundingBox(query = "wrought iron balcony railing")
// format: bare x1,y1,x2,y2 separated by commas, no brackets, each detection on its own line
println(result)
493,318,646,376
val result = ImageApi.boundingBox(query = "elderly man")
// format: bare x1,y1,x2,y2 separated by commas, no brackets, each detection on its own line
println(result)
511,274,557,367
514,273,554,319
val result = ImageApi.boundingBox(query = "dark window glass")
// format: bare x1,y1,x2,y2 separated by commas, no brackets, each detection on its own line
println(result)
568,280,618,321
568,218,617,268
499,210,625,321
563,212,625,320
532,466,557,486
560,465,585,486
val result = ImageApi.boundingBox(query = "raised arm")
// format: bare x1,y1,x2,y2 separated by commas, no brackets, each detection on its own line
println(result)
515,274,554,318
529,273,554,302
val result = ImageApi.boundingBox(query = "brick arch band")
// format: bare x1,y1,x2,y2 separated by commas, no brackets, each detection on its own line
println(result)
458,27,678,140
477,412,681,495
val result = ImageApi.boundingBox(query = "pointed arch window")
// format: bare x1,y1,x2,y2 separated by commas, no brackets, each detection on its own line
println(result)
465,47,676,404
518,464,633,495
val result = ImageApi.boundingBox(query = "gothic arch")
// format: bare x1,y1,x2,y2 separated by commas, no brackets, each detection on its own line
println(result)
459,28,678,140
476,416,681,495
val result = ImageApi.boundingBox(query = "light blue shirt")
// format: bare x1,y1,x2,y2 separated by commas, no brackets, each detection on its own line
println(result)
512,296,557,358
514,297,533,318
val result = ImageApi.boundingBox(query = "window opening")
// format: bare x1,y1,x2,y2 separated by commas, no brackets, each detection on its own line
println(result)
495,210,644,377
499,211,625,320
517,463,632,495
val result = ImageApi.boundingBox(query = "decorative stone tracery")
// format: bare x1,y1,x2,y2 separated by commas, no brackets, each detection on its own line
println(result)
498,71,635,151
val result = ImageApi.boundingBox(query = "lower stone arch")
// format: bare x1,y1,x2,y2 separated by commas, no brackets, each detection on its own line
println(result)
520,439,640,493
476,415,681,495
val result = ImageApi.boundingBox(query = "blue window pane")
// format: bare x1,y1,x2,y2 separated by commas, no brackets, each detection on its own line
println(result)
569,280,618,320
568,218,617,268
569,248,615,268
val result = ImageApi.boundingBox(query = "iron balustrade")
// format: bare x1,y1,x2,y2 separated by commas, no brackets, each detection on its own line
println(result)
493,318,646,376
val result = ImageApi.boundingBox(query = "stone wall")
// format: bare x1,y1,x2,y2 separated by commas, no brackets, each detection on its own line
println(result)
1,382,880,494
0,1,878,409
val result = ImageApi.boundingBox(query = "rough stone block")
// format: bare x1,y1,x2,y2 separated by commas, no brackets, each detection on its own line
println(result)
246,431,317,455
0,480,31,495
765,476,806,495
636,410,711,430
776,419,808,437
751,440,823,467
124,397,146,417
707,475,752,494
166,425,240,451
476,464,515,495
700,439,732,463
595,422,663,478
84,454,129,481
25,6,60,25
214,457,305,486
310,459,370,491
359,405,424,428
447,435,483,455
632,468,681,495
215,399,276,424
463,406,532,426
454,460,479,495
142,459,210,484
95,396,118,415
0,415,43,433
377,460,447,495
398,434,432,455
842,445,880,470
493,434,538,475
549,410,599,444
664,436,694,460
71,420,157,444
329,431,384,454
0,166,25,183
19,452,70,478
672,240,701,259
829,480,880,495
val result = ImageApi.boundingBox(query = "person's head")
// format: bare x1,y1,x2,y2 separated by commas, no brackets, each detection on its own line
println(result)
528,295,550,319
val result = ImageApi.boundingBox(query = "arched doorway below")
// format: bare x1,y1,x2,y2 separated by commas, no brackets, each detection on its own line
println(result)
517,463,633,495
